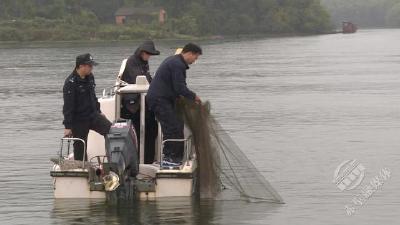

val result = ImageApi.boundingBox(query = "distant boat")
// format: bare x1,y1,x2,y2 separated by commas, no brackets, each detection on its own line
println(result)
342,21,357,34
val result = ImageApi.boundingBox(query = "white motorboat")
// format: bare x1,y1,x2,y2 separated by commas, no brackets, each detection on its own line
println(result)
51,59,198,200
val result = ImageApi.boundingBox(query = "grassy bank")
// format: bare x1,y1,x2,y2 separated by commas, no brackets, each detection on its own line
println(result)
0,18,196,42
0,18,334,43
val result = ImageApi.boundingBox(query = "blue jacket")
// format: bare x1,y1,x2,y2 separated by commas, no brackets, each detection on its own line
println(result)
63,70,101,129
147,54,196,107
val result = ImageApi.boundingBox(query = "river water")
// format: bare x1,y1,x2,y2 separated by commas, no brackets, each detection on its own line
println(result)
1,29,400,225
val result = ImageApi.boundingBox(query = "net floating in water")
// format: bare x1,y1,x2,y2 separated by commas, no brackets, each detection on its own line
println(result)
177,99,284,203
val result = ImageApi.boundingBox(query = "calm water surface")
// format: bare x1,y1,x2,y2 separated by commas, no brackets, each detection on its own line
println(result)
1,29,400,224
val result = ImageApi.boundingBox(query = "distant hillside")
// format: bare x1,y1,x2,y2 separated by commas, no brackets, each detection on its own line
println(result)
0,0,333,41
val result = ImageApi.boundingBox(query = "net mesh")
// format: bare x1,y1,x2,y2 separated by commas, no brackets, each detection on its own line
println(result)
176,99,284,203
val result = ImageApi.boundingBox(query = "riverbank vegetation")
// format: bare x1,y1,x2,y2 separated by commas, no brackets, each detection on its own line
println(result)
0,0,333,42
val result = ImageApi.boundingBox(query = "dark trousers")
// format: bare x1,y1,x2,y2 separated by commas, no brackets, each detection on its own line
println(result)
131,106,158,164
151,98,184,161
71,113,112,161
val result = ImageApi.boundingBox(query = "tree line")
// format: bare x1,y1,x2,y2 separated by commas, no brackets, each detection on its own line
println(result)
0,0,333,41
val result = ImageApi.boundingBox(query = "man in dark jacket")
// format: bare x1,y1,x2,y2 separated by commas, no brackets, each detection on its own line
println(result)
63,53,112,161
121,40,160,84
147,43,202,165
121,40,160,164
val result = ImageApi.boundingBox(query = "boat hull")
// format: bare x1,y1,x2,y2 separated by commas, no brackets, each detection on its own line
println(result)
53,176,106,199
51,170,197,199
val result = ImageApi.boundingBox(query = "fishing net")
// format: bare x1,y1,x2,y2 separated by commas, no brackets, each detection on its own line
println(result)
176,99,284,203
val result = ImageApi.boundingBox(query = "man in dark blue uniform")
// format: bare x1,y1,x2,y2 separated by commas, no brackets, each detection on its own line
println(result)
63,53,112,161
147,43,202,165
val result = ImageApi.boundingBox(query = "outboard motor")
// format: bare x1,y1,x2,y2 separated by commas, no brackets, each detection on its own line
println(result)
105,120,139,184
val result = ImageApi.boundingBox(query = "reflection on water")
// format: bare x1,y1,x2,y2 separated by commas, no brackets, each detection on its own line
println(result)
51,198,281,225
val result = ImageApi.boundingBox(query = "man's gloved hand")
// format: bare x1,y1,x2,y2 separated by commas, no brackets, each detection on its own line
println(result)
64,129,72,137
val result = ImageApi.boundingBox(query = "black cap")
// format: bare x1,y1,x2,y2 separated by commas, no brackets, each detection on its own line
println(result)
137,40,160,55
76,53,98,67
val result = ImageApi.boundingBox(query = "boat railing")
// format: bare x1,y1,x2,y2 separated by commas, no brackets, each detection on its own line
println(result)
89,155,108,166
160,135,193,169
59,137,86,169
102,72,133,98
102,86,117,98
